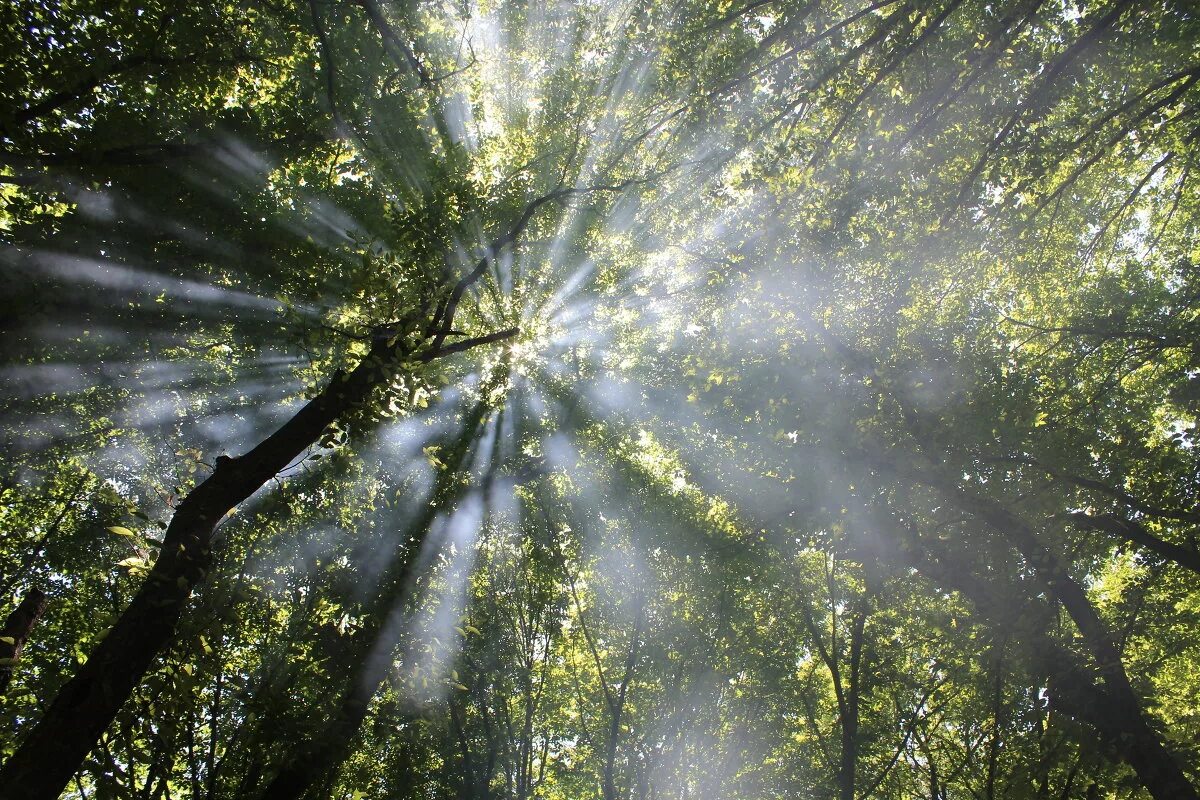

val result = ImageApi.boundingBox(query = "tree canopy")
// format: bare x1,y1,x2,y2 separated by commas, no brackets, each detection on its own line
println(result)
1,0,1199,798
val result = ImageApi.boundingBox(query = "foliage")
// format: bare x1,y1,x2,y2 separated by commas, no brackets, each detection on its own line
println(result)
1,0,1199,798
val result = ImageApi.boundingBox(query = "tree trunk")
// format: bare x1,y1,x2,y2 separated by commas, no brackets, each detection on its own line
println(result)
257,548,436,800
985,640,1005,800
796,558,867,800
839,600,866,800
869,498,1199,800
603,597,645,800
927,478,1199,800
0,338,398,800
0,587,48,694
0,312,514,800
817,324,1198,799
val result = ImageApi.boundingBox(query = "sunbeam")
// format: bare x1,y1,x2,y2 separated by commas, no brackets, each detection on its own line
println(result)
3,1,1200,799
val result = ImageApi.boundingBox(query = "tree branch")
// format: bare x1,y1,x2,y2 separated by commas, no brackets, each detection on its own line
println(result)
1061,512,1200,576
425,327,519,360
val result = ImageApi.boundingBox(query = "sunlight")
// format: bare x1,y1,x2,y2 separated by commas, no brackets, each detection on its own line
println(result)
4,2,1199,798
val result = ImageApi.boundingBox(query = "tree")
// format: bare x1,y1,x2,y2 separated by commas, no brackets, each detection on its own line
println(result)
2,0,1199,798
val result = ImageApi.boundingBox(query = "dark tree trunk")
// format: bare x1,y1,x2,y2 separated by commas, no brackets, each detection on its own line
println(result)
869,498,1199,800
603,598,645,800
839,601,866,800
256,548,437,800
0,338,408,800
816,324,1198,799
796,560,868,800
985,641,1005,800
449,700,476,799
928,478,1199,800
0,587,48,694
0,311,514,800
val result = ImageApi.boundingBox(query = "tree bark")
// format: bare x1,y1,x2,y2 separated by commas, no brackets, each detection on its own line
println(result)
258,535,460,800
603,597,645,800
0,588,48,694
940,490,1195,800
795,560,868,800
984,641,1005,800
816,323,1198,799
0,329,513,800
839,599,866,800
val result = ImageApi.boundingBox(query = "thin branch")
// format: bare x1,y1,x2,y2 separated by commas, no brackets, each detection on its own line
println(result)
353,0,433,89
425,327,519,360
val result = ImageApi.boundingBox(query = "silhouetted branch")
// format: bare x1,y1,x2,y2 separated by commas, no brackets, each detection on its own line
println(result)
425,327,519,359
1061,512,1200,576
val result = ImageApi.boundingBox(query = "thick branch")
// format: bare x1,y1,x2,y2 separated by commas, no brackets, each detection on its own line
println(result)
1063,512,1200,576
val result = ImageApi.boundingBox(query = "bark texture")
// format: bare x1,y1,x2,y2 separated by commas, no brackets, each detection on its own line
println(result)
0,587,48,694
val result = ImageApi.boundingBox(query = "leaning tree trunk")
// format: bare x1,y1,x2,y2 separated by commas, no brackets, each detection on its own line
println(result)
817,324,1199,799
929,478,1200,800
870,471,1200,800
0,328,513,800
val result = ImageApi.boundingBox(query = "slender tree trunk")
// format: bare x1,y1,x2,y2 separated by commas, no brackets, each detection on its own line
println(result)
604,597,645,800
449,700,476,799
985,641,1005,800
915,729,940,800
839,600,866,800
0,327,509,800
1058,760,1082,800
482,709,497,800
205,664,224,799
796,558,868,800
0,587,48,694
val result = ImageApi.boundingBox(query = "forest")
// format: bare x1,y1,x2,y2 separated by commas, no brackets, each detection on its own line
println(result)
0,0,1198,798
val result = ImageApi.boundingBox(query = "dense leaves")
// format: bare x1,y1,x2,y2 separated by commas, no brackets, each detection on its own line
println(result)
1,0,1198,798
